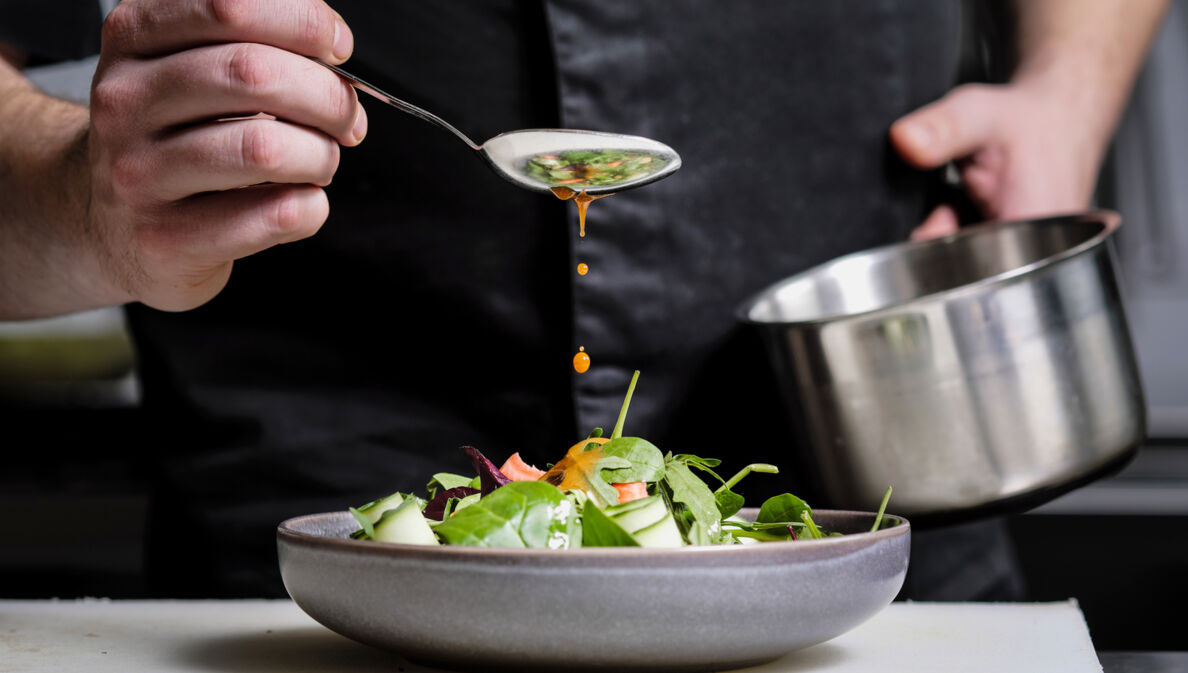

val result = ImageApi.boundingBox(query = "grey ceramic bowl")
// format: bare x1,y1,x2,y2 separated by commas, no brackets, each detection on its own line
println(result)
277,509,909,672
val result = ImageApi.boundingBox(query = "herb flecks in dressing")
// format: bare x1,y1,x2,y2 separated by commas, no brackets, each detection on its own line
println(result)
525,149,669,189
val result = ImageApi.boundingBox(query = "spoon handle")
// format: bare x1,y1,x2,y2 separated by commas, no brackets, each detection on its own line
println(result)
315,60,481,150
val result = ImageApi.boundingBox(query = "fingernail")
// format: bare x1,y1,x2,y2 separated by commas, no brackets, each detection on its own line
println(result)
332,19,353,62
352,103,368,143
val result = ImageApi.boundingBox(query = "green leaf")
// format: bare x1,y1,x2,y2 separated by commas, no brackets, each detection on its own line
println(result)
661,457,721,546
541,442,623,509
757,493,814,526
433,481,581,548
580,502,641,547
714,488,745,519
598,456,634,472
600,437,666,483
672,454,722,469
757,494,825,539
438,491,481,520
426,473,475,499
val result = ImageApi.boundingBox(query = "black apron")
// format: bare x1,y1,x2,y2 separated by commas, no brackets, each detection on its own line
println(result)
108,1,1022,599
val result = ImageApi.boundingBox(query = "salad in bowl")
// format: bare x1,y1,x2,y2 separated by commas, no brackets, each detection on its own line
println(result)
347,371,893,550
277,372,907,672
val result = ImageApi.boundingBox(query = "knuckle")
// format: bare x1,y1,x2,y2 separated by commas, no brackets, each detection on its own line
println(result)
240,124,281,172
109,153,147,196
319,143,341,186
89,77,134,120
272,192,305,232
272,189,325,240
207,0,251,32
327,85,357,130
307,140,340,188
101,2,140,48
297,3,335,53
225,43,272,94
134,221,175,267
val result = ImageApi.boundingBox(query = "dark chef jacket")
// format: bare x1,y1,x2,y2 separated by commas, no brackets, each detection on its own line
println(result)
6,0,1022,600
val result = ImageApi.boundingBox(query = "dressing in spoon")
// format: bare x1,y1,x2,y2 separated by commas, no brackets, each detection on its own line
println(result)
318,61,682,195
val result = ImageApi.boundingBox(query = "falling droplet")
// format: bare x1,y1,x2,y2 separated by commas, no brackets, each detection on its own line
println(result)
576,262,589,276
573,346,590,374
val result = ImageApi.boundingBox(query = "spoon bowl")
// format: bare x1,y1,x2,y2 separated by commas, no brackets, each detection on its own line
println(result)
320,61,681,195
481,129,681,195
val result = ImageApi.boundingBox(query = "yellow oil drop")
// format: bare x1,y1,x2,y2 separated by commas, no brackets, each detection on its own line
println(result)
573,346,590,374
577,262,589,276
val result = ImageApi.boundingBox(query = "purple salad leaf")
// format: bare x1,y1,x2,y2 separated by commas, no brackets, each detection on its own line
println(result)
423,486,481,521
464,445,511,496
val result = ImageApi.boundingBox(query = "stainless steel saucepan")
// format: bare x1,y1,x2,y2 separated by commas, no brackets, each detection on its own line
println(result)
739,211,1144,525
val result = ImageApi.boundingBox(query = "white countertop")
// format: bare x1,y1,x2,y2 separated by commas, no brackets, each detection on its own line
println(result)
0,599,1102,673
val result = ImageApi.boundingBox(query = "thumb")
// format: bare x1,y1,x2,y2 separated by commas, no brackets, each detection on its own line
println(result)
890,85,999,169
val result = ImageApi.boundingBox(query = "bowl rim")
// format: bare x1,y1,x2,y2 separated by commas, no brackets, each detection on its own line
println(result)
277,508,910,562
737,209,1121,328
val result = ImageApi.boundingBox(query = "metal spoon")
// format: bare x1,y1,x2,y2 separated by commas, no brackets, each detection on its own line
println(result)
318,61,681,195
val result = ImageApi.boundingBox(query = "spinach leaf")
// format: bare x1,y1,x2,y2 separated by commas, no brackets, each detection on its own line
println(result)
714,489,746,519
600,437,666,483
757,493,824,539
433,481,581,548
661,457,722,546
580,502,640,547
668,454,741,517
756,493,813,525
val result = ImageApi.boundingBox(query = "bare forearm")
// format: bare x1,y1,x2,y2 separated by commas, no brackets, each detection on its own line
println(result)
1009,0,1169,148
0,60,127,319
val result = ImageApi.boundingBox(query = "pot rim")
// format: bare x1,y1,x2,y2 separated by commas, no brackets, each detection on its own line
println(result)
737,209,1122,328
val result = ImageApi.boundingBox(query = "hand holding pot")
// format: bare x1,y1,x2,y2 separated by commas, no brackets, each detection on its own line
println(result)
888,0,1168,240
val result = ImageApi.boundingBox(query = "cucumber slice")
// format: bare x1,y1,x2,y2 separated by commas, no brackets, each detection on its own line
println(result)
355,492,406,524
605,494,655,515
607,495,668,534
632,512,684,548
372,498,439,546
